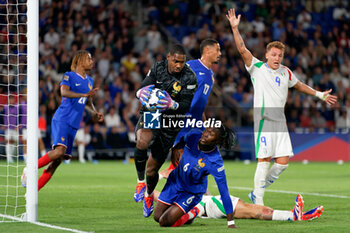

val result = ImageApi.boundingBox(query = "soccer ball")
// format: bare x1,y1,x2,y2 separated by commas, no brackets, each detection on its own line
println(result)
145,88,163,111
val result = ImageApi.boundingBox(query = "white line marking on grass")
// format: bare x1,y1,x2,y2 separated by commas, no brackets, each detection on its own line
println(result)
225,186,350,199
0,214,93,233
28,221,93,233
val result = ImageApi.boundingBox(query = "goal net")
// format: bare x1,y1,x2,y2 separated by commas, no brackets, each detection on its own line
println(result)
0,0,38,222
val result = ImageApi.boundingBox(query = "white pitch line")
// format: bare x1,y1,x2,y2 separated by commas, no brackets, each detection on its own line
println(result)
0,214,93,233
28,221,93,233
225,186,350,199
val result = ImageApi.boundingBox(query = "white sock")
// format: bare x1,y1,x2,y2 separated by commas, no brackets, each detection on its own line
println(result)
253,162,270,205
6,143,10,156
265,163,289,188
78,145,85,162
87,152,94,162
6,144,13,163
272,210,294,221
137,179,145,183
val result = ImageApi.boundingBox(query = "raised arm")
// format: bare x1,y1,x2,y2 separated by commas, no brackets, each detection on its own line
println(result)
226,8,253,67
293,81,337,105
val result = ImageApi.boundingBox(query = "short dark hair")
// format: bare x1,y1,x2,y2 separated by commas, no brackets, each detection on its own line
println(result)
200,38,219,55
169,44,186,56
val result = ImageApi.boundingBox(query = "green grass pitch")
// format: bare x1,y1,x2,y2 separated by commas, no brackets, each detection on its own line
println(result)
1,161,349,233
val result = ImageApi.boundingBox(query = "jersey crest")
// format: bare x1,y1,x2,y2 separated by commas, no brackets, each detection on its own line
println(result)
194,157,206,172
198,158,205,167
171,81,181,97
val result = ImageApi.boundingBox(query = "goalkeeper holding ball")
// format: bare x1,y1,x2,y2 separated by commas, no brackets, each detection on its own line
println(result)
134,44,197,217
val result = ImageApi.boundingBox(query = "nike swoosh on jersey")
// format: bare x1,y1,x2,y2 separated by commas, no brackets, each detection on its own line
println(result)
199,72,205,75
156,81,162,84
75,83,81,86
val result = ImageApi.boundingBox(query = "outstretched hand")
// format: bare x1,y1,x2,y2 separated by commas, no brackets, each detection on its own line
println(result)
226,8,241,29
94,112,104,122
323,89,338,106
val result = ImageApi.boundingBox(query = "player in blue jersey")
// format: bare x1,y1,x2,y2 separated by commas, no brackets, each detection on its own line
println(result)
173,38,221,146
21,50,104,190
153,125,238,228
158,39,222,179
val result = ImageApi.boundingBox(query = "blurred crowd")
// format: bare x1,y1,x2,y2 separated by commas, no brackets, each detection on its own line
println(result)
0,0,349,157
143,0,350,132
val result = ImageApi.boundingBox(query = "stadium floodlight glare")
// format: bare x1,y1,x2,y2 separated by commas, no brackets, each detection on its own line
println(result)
0,0,38,222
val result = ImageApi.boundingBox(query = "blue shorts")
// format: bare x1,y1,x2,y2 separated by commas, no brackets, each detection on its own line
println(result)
51,120,78,156
158,173,203,214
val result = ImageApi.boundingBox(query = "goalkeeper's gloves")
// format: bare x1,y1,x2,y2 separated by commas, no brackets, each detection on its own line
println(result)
157,90,179,111
315,91,329,101
136,84,154,106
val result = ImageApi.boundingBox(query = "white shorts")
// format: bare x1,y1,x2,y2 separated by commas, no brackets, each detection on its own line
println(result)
5,129,19,142
199,195,239,219
254,119,293,159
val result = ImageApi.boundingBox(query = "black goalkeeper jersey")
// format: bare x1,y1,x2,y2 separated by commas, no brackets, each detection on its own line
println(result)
138,60,198,115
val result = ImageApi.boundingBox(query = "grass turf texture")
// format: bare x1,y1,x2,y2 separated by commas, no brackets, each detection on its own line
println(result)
1,161,349,233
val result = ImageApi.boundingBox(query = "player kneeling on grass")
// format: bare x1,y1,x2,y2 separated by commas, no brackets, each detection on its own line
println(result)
153,125,238,228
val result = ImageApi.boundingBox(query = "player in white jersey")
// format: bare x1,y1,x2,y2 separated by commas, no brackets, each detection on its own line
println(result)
153,190,323,222
196,194,323,221
226,8,337,205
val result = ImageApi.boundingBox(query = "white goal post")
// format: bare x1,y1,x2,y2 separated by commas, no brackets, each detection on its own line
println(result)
27,0,39,223
0,0,38,223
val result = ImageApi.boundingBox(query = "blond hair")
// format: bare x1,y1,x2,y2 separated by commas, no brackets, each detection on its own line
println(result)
266,41,285,52
71,50,90,71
